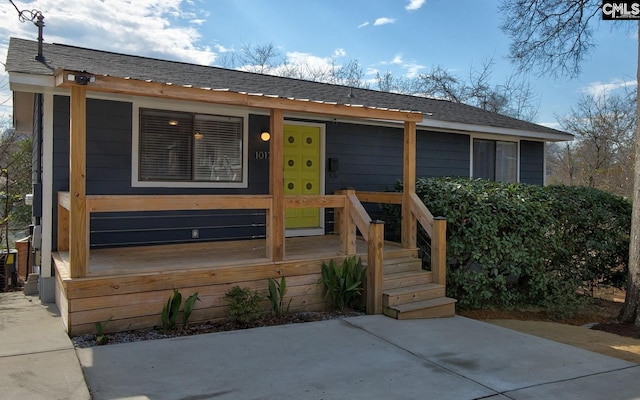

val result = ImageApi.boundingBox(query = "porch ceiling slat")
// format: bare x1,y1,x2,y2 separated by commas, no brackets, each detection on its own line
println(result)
54,69,423,122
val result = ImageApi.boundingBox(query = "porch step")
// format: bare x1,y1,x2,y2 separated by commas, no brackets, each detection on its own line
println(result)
383,297,457,320
383,283,446,307
383,257,423,274
380,254,455,320
382,270,433,290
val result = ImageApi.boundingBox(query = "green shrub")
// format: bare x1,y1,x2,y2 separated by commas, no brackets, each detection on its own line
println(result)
161,289,182,332
160,289,200,331
384,177,631,318
182,292,201,328
223,286,263,326
318,256,366,312
267,277,291,317
95,317,113,345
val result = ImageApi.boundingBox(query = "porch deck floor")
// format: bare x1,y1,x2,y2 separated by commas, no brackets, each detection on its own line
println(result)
54,235,405,278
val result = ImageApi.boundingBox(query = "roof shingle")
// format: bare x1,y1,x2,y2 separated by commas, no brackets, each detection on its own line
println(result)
6,37,571,139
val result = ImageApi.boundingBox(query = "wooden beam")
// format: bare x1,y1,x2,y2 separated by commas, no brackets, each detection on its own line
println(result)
284,195,346,209
57,204,69,252
347,193,371,241
355,191,403,204
336,190,356,255
69,86,87,278
268,109,285,261
87,194,272,212
409,192,434,238
54,69,422,123
58,191,70,210
402,121,417,249
366,221,384,315
431,217,447,286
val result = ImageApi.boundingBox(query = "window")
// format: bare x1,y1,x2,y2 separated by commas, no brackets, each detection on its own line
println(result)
138,109,243,184
473,139,517,183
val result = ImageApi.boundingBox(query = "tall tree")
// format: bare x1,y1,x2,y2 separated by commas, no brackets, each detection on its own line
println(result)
553,91,636,196
499,0,640,324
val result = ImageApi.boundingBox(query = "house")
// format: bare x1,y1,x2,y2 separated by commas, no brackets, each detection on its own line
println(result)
5,37,572,334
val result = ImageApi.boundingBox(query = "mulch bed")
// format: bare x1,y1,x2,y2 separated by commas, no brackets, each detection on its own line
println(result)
72,310,363,348
592,322,640,339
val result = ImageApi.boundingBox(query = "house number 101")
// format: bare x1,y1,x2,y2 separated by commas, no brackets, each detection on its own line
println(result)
255,151,270,160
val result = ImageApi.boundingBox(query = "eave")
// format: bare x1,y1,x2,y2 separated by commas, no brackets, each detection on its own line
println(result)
53,69,423,123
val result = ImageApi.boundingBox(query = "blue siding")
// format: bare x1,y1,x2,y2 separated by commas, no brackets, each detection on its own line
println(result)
325,123,470,194
52,98,271,248
52,98,474,248
520,140,544,185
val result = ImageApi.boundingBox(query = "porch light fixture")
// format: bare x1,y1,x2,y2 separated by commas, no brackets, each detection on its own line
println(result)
194,132,204,140
67,73,95,86
168,120,179,126
260,131,271,142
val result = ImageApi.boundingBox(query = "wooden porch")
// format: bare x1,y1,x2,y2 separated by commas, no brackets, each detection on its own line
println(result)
52,69,454,335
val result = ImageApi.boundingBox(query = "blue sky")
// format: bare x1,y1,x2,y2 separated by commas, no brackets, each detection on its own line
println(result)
0,0,637,130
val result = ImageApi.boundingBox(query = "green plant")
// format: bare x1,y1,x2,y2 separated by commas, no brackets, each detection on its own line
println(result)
95,317,113,345
223,286,263,326
182,292,201,328
267,277,291,317
161,289,182,332
383,177,632,317
318,256,366,312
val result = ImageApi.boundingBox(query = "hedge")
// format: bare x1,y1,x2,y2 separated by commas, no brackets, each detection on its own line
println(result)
384,177,631,317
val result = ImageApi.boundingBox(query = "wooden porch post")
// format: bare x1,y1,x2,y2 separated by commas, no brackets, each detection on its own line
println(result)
366,220,384,314
267,109,285,261
337,189,357,255
431,217,447,286
69,86,88,278
402,120,417,249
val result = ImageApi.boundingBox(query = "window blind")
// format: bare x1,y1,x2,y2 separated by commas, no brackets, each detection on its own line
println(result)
139,109,243,183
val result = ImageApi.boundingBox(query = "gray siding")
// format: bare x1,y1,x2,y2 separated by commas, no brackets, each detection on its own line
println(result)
520,140,544,185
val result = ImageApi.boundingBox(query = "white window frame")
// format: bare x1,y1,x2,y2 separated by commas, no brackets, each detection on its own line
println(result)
470,135,520,183
132,99,249,188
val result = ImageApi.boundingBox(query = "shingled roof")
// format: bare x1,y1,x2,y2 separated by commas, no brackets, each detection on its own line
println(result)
6,37,571,141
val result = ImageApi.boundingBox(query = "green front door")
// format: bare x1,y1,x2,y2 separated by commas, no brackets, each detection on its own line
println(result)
283,124,321,230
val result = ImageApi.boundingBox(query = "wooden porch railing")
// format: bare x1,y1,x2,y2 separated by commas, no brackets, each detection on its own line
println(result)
57,188,445,314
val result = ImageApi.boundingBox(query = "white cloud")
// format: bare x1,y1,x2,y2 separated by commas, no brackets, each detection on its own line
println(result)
358,21,369,28
374,17,395,26
1,1,218,64
582,79,637,98
0,0,220,118
333,48,346,58
391,55,403,64
538,121,562,130
406,0,426,11
403,62,424,78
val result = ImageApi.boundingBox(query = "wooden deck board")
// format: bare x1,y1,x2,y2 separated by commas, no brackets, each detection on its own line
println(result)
55,235,402,277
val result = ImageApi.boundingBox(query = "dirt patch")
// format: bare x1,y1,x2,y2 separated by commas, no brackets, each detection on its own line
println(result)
458,298,623,326
460,298,640,364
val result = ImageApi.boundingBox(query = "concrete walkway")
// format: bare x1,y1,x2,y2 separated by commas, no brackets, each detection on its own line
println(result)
3,291,640,400
0,292,90,400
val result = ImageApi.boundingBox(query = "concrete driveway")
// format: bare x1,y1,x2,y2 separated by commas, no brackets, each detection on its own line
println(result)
76,315,640,400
